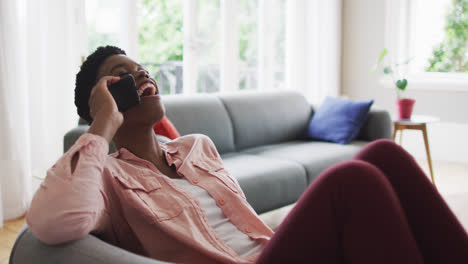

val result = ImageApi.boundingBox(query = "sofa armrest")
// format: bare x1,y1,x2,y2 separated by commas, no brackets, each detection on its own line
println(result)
357,108,392,141
64,125,93,153
64,126,172,154
10,226,172,264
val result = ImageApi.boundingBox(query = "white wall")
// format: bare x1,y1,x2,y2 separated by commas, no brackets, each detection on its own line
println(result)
341,0,468,163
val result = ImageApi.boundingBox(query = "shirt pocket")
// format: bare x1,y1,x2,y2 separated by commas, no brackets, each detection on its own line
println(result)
192,160,241,195
112,169,183,221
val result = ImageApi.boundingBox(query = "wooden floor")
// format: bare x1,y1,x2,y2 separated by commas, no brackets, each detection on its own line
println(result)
1,159,467,263
0,217,25,264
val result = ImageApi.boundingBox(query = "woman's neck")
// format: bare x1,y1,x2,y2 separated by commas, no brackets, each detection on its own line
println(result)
112,124,165,169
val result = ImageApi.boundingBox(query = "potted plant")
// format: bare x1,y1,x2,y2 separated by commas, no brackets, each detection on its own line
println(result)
372,48,415,119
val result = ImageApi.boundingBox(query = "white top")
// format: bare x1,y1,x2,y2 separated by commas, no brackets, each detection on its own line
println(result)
172,177,264,258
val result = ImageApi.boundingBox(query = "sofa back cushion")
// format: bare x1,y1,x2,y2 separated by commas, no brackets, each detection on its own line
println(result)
220,91,313,151
162,94,236,154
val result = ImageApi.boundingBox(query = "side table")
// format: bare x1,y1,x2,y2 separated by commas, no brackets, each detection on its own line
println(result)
392,115,440,186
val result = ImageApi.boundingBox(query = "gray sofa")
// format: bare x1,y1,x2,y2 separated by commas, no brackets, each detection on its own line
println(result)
10,90,392,264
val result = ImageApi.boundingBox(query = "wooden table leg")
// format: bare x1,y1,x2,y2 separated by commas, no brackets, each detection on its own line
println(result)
398,129,403,145
421,124,436,185
393,124,403,145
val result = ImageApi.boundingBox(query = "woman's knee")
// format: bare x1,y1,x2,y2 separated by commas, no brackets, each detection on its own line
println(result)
304,160,397,221
354,139,413,163
362,139,404,154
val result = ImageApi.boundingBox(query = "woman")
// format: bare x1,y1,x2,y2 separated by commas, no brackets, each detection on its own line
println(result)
26,46,468,264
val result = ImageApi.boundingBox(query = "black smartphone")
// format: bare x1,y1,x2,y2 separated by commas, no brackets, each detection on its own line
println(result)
108,74,140,112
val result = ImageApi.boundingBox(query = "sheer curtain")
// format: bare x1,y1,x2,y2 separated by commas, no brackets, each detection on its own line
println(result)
182,0,342,102
0,0,87,227
286,0,343,104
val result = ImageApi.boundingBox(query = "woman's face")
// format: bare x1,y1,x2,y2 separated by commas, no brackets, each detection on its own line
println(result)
97,54,165,127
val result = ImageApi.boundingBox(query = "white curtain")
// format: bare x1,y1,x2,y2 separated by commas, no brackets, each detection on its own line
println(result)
286,0,343,104
183,0,222,94
220,0,239,93
182,0,342,102
384,0,410,64
257,0,286,91
0,0,30,228
0,0,87,227
119,0,139,59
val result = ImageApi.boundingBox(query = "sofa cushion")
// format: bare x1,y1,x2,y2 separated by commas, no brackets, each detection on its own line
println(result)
153,116,180,139
163,94,235,154
220,91,312,151
242,140,367,183
306,97,374,144
220,153,307,214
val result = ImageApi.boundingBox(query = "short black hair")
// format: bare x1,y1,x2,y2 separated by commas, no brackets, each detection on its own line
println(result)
75,45,126,124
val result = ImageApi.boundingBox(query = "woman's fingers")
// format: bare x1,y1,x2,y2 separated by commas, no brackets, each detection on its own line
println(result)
106,76,121,86
91,76,120,94
88,76,122,120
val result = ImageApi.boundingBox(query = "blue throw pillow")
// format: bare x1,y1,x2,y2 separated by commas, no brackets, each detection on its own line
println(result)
306,97,374,144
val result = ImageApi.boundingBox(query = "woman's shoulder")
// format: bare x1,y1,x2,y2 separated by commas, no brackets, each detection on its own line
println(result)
163,134,218,156
166,133,214,147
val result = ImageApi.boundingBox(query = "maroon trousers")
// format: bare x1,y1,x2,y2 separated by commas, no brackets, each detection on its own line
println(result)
256,139,468,264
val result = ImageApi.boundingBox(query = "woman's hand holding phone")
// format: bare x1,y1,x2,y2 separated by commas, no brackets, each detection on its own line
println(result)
87,76,124,144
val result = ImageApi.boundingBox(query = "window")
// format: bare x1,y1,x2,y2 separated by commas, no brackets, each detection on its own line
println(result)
238,0,286,91
138,0,222,94
85,0,288,94
138,0,183,94
270,0,286,90
196,0,221,93
238,0,258,91
85,0,122,54
385,0,468,89
408,0,468,74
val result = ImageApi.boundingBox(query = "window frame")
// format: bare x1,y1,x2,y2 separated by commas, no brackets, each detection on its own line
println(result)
383,0,468,91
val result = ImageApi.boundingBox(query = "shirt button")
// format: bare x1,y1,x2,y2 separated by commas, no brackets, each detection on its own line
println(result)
193,178,199,184
218,199,225,206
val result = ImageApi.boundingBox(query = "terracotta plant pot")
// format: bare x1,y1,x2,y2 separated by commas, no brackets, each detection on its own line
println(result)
396,98,416,119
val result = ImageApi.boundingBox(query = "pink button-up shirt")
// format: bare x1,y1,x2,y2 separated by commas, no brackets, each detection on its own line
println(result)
26,133,273,264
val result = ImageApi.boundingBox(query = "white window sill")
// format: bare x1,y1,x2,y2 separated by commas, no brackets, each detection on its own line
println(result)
380,72,468,92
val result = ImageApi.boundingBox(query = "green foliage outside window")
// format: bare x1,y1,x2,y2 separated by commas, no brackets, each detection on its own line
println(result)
87,0,278,93
426,0,468,72
138,0,183,76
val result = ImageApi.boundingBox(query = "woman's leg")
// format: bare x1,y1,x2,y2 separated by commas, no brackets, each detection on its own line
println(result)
256,159,424,264
354,139,468,264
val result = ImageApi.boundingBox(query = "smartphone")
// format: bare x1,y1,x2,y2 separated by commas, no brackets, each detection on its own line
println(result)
108,74,140,112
